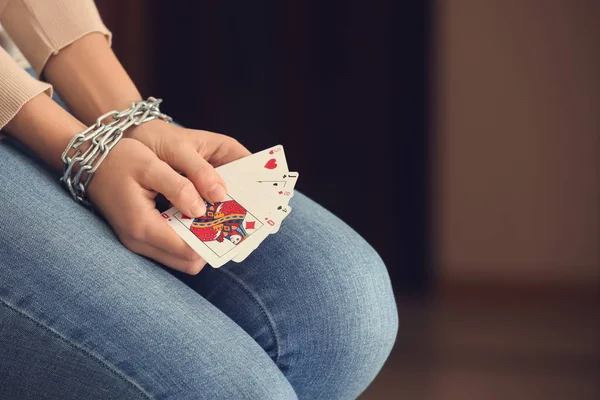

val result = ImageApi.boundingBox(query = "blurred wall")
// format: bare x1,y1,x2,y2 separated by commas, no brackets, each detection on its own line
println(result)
435,0,600,286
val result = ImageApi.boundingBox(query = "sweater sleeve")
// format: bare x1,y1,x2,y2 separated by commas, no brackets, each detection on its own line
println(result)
0,0,112,76
0,45,51,130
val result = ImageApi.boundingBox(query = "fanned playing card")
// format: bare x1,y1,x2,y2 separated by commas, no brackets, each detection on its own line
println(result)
164,145,298,267
217,145,289,176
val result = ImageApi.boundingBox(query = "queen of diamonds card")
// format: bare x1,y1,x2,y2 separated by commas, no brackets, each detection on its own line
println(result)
172,197,264,258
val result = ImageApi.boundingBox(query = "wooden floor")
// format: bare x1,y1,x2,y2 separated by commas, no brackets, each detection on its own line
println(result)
360,293,600,400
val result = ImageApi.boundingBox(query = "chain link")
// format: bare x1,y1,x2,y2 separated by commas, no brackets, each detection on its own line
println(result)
60,97,172,207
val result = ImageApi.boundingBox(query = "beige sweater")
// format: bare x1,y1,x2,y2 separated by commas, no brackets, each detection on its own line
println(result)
0,0,111,130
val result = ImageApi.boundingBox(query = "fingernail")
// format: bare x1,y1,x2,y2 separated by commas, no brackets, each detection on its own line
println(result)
191,199,206,217
207,183,227,201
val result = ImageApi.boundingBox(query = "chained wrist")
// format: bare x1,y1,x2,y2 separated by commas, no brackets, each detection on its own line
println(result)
60,97,172,207
124,117,169,141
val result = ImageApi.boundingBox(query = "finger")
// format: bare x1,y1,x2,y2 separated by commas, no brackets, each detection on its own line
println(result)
168,148,227,203
142,159,207,217
124,238,206,275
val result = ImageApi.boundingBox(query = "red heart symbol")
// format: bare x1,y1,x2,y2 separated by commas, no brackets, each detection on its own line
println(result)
264,159,277,169
269,150,274,154
278,191,283,194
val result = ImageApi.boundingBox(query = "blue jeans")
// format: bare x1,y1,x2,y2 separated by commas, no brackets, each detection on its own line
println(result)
0,93,397,399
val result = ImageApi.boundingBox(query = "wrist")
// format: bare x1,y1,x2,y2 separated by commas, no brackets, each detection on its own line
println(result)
5,93,86,172
125,117,170,140
60,98,169,206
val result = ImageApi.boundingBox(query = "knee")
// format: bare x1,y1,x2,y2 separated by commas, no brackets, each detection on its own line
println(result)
289,232,398,397
326,240,398,366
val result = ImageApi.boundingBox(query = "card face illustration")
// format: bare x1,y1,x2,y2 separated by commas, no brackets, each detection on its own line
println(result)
162,193,274,267
174,197,263,256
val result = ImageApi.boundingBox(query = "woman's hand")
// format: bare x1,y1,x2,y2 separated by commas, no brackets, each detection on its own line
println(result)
86,121,250,274
5,93,213,274
86,138,210,275
127,120,251,204
42,33,252,273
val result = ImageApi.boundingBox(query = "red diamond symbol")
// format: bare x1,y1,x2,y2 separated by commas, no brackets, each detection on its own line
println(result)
245,221,256,230
181,214,192,219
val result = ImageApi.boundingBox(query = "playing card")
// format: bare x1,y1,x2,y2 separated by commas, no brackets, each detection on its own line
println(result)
256,171,298,230
235,172,298,230
232,205,292,263
228,173,298,262
237,170,298,203
164,145,297,267
217,144,289,179
251,170,299,195
162,190,277,268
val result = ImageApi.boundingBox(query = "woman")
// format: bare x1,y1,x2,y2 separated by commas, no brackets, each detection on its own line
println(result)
0,1,398,398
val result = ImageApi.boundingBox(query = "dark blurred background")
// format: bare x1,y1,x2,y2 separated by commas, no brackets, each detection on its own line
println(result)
99,0,433,296
97,1,599,399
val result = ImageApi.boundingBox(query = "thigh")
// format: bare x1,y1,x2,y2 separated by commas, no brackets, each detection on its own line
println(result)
175,192,399,399
0,141,296,400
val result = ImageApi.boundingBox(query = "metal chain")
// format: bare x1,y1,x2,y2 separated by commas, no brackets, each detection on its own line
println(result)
60,97,172,207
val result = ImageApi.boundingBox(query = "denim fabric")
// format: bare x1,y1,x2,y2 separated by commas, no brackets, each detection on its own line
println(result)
0,75,398,399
